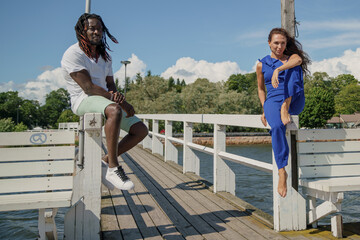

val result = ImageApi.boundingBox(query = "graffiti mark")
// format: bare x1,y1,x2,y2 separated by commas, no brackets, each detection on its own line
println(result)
30,133,47,145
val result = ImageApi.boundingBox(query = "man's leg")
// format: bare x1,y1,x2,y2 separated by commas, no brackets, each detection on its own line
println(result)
104,104,122,168
103,121,148,163
117,121,148,155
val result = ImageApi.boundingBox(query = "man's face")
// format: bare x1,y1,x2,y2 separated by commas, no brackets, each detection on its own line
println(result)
86,18,103,45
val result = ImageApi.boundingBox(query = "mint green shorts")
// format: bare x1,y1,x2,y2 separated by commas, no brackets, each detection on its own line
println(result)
76,96,141,132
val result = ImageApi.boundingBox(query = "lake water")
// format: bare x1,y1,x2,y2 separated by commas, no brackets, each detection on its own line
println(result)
0,144,359,239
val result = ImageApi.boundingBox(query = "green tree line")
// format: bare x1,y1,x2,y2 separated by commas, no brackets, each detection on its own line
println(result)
0,71,358,132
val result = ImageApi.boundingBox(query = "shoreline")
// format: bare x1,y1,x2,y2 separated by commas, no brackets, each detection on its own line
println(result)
165,136,272,146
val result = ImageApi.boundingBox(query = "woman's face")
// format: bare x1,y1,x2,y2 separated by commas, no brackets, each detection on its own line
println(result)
268,33,287,57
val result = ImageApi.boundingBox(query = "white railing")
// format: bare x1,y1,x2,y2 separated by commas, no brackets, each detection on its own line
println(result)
136,114,305,232
58,122,79,134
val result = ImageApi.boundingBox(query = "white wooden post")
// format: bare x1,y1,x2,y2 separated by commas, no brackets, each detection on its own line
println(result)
82,113,102,240
273,125,306,231
214,124,235,194
142,119,152,150
183,121,200,175
165,120,178,163
38,208,58,240
152,120,163,156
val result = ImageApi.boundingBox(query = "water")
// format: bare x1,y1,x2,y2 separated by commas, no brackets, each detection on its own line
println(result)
176,144,360,225
0,145,359,239
0,208,67,240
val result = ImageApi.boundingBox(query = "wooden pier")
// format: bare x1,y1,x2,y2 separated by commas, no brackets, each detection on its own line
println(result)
100,146,360,240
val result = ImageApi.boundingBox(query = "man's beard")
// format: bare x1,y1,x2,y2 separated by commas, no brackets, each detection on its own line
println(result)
89,39,102,46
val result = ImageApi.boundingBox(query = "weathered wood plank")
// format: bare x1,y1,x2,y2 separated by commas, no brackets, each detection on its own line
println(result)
0,131,75,146
298,141,360,154
298,152,360,166
299,165,360,179
123,152,229,240
0,191,72,211
297,129,360,141
0,146,75,162
100,185,123,240
0,176,73,193
117,157,185,239
0,160,74,177
128,147,291,240
121,153,200,240
127,148,268,240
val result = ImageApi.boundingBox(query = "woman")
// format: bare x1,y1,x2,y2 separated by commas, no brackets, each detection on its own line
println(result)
256,28,310,197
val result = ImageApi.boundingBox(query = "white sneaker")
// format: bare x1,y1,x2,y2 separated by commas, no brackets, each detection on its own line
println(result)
101,160,115,190
106,165,134,191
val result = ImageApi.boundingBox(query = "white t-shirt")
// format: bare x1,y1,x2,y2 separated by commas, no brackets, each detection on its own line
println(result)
61,43,113,113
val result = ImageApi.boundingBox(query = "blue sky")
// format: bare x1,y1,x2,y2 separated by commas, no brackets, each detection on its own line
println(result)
1,0,360,103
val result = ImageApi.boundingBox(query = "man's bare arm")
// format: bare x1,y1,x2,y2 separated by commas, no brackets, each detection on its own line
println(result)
70,69,112,99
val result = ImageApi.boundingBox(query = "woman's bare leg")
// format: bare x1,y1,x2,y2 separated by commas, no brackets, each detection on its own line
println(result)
278,167,288,197
281,97,292,125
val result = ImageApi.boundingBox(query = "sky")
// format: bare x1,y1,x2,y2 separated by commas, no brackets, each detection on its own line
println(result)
1,0,360,104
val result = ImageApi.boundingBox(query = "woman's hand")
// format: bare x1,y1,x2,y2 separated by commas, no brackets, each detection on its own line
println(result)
271,68,280,88
261,112,267,127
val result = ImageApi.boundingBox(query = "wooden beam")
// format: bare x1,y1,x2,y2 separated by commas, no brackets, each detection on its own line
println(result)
281,0,295,37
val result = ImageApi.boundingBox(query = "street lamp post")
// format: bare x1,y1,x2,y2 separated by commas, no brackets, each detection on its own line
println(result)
16,105,21,124
121,60,131,97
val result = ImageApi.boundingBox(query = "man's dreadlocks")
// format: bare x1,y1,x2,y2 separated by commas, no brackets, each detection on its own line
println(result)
75,13,118,62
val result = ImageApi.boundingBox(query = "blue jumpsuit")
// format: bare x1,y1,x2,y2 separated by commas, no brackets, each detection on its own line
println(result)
259,55,305,169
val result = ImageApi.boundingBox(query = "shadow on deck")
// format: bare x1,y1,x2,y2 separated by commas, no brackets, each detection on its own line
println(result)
100,146,360,240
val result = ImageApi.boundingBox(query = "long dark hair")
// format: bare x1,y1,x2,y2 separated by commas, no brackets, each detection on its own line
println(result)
75,13,118,62
268,28,311,76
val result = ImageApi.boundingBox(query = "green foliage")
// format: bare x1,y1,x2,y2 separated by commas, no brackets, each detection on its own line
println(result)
0,118,15,132
300,87,335,128
14,122,27,132
40,88,70,128
335,84,360,114
225,73,257,94
57,109,80,125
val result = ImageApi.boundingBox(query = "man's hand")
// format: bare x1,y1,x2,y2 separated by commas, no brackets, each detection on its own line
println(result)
271,68,280,88
261,112,267,127
120,101,135,118
111,91,125,104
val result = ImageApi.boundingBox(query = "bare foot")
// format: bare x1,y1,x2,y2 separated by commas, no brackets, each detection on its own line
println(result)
278,168,288,198
281,100,291,125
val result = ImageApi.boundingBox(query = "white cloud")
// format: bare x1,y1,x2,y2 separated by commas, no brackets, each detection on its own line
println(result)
0,67,66,104
114,54,147,87
161,57,245,84
20,67,66,104
309,48,360,80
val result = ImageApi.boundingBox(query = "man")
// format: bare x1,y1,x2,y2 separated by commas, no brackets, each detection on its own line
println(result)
61,13,148,190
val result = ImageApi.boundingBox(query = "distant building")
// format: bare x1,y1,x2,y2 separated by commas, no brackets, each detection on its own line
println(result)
327,113,360,128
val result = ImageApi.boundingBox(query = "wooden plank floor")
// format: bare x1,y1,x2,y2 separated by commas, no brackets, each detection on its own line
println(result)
101,146,360,240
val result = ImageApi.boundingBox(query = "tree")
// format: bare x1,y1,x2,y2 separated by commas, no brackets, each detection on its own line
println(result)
168,77,175,90
331,74,358,95
0,118,15,132
335,84,360,114
0,118,27,132
225,73,257,94
0,91,22,122
40,88,70,128
181,78,219,114
300,87,335,128
57,109,80,125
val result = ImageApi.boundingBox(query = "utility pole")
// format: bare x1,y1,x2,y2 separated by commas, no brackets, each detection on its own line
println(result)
85,0,91,13
281,0,295,37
